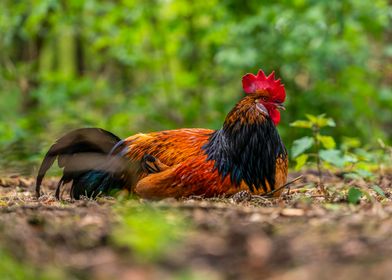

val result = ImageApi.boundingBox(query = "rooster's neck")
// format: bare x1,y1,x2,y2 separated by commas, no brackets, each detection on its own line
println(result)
203,97,286,192
222,97,264,128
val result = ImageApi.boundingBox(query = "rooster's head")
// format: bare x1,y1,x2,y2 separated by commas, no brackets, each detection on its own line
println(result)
242,69,286,125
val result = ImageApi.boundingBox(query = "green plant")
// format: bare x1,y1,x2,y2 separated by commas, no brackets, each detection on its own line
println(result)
347,184,387,205
291,114,390,202
337,137,392,183
290,114,337,187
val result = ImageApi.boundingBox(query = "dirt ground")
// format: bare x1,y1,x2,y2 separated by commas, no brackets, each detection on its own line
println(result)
0,172,392,280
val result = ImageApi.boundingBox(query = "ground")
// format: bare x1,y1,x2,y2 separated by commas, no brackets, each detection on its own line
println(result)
0,172,391,280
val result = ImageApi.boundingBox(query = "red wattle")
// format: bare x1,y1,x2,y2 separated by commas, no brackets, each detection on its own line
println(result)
270,109,280,125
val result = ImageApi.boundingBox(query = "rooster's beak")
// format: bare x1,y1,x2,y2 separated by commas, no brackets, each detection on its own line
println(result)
275,103,285,111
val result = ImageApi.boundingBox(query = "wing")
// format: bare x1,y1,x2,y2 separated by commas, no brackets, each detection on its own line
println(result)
123,128,214,165
134,154,246,199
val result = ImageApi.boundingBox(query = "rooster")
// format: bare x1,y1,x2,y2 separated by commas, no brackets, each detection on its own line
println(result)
36,69,288,199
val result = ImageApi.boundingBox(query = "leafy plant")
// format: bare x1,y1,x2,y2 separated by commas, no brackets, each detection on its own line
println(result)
338,137,392,182
291,114,337,186
347,185,387,205
347,187,363,204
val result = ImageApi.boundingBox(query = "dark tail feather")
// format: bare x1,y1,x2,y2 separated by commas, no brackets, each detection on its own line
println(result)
36,128,129,199
69,170,126,199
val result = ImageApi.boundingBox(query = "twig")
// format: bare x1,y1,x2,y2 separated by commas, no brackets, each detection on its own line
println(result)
264,175,304,197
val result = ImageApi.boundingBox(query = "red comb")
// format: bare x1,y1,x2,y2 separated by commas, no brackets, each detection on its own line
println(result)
242,69,286,103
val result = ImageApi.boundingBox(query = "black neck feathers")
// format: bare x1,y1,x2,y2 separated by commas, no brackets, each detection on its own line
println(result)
203,100,286,192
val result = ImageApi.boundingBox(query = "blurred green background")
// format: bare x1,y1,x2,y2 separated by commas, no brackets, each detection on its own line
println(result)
0,0,391,174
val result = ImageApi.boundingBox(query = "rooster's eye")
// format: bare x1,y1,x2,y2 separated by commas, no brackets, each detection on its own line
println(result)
261,96,269,102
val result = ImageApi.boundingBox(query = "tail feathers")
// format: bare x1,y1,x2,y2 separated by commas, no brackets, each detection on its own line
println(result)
36,128,128,199
69,170,125,199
